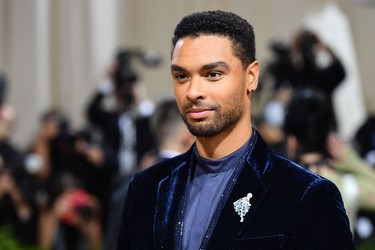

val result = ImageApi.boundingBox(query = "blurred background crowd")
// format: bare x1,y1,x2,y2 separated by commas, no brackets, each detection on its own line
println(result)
1,1,375,250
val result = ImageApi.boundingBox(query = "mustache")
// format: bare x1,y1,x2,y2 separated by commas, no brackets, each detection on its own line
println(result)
182,100,218,113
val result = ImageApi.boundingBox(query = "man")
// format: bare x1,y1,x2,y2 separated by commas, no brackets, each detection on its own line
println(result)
87,49,156,183
149,98,195,163
86,50,156,243
105,98,194,250
116,10,354,249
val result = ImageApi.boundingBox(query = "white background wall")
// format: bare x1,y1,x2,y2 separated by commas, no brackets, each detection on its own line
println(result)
0,0,374,148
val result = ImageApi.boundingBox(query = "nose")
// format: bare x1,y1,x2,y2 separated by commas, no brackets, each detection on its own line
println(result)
186,77,206,102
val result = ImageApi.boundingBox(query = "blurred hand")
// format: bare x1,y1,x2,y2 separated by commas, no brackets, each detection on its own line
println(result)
326,133,348,162
0,171,14,198
0,170,32,221
86,145,104,167
54,191,73,216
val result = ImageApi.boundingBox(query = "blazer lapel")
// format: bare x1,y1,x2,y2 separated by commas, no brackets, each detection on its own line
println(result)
153,151,193,249
205,131,271,250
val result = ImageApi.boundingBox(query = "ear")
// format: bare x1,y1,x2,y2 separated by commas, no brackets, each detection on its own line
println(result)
245,61,260,93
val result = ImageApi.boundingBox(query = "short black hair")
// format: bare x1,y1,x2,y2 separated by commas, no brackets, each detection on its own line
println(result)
172,10,256,68
151,98,183,146
284,87,333,157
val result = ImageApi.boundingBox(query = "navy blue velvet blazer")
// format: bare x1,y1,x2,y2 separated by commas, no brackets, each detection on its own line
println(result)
116,130,355,249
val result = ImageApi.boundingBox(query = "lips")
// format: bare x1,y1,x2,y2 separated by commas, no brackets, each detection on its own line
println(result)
186,107,213,120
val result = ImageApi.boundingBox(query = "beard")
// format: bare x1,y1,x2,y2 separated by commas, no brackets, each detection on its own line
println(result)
181,97,244,137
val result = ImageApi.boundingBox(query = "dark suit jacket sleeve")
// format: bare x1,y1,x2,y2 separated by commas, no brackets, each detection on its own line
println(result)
291,178,355,249
116,170,158,250
86,92,120,171
86,92,107,125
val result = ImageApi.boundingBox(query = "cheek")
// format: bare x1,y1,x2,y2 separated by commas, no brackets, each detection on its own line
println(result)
174,82,188,98
223,81,247,102
173,86,181,102
173,87,185,108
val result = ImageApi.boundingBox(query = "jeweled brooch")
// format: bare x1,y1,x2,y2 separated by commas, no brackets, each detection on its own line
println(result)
233,193,253,222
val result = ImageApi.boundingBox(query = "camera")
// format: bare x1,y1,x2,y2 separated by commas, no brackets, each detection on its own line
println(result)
59,188,95,225
113,48,162,106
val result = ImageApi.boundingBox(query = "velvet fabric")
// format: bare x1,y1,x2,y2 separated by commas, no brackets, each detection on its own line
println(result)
116,130,355,249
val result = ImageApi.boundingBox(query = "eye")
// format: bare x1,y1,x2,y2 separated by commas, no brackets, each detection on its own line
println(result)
205,71,222,80
173,73,189,83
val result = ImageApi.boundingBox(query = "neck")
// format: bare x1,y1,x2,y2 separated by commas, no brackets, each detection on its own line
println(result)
195,122,252,160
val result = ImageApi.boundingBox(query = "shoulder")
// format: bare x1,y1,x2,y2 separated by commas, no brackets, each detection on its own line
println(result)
248,131,338,197
271,152,326,183
265,153,353,247
249,130,340,198
265,151,344,205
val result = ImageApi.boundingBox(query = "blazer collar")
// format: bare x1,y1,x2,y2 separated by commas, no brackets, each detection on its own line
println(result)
154,129,273,249
205,131,271,249
154,149,193,249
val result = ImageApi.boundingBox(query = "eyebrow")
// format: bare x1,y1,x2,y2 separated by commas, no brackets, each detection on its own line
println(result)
171,61,229,73
202,61,229,71
171,64,185,72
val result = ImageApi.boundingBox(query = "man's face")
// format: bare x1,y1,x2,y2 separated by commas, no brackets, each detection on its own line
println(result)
171,35,253,137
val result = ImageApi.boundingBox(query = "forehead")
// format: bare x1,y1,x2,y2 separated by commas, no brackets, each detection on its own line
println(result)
171,35,236,66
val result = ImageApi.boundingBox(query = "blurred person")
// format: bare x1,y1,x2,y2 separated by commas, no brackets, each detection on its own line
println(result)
253,40,294,155
290,29,346,130
259,41,294,134
27,109,87,210
86,49,157,185
350,115,375,245
265,40,295,90
149,98,195,164
22,109,103,249
29,109,76,182
354,115,375,168
116,10,354,249
255,84,292,155
34,175,102,250
49,187,102,250
86,50,158,243
264,30,346,132
291,29,346,88
0,168,35,243
327,133,375,214
283,87,332,161
0,153,35,245
105,98,194,250
283,87,375,235
283,87,356,223
0,72,37,244
0,72,20,171
73,128,114,229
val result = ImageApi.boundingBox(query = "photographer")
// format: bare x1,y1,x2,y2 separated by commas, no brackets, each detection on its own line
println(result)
291,29,346,130
24,109,103,249
263,30,346,133
86,48,157,183
0,73,36,245
292,29,346,89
